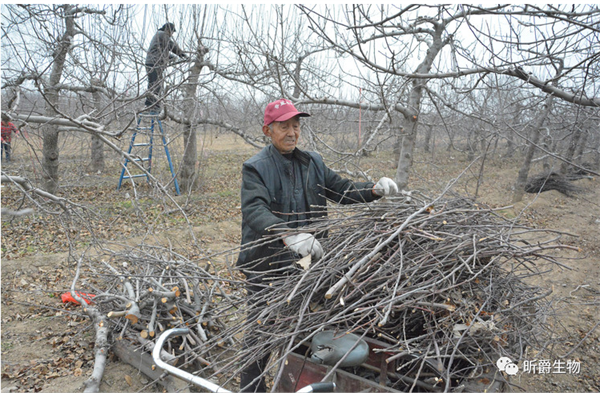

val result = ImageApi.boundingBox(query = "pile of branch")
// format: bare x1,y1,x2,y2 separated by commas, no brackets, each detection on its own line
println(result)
71,193,574,392
201,192,574,391
525,172,584,196
70,245,244,392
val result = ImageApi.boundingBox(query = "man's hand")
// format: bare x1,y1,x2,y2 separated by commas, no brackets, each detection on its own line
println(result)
373,177,399,197
283,233,323,261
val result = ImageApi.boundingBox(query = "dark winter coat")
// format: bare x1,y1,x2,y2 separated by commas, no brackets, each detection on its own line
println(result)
145,31,185,67
237,144,378,276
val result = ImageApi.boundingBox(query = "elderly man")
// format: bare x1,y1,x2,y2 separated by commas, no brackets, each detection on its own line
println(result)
144,22,187,111
237,98,398,392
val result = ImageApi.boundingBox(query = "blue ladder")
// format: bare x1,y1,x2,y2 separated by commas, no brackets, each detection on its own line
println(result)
117,113,181,195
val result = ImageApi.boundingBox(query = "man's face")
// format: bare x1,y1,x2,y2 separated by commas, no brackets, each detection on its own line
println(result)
263,116,301,154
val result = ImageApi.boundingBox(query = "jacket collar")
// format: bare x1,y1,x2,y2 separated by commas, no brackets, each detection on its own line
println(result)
268,144,311,167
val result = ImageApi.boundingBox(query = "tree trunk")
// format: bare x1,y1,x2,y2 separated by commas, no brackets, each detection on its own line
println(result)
394,23,446,190
90,79,105,173
42,114,60,194
467,128,476,162
42,5,75,194
505,128,515,158
541,130,553,172
179,42,209,193
512,94,555,203
180,121,198,193
423,124,433,153
393,126,403,156
574,129,588,164
395,120,417,189
560,126,583,174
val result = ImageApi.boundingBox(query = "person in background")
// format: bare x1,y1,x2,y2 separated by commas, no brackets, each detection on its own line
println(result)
144,22,187,111
237,98,399,392
1,114,19,163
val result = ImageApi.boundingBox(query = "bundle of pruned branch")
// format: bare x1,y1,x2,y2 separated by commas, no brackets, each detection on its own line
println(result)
70,244,245,392
525,172,584,196
201,191,574,392
71,192,574,392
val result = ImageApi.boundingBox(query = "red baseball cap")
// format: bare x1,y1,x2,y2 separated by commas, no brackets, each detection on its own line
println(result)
264,99,310,126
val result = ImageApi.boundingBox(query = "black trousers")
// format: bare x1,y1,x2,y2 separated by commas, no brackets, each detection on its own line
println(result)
239,253,297,392
144,64,163,108
240,276,270,393
240,348,269,393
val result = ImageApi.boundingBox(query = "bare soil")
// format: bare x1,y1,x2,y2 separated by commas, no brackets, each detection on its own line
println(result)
2,134,599,392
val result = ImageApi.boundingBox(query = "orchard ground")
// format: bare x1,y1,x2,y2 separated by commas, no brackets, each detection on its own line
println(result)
2,132,599,392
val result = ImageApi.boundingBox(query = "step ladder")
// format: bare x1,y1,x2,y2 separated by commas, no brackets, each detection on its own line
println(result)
117,113,180,195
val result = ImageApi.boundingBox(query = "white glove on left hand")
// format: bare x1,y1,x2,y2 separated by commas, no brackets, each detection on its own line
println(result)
283,233,324,261
373,177,399,197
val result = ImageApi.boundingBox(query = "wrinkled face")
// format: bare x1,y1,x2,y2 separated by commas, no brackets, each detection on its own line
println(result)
263,116,301,154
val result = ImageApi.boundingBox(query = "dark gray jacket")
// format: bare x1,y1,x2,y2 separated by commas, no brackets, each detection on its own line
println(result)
237,144,378,273
145,31,185,67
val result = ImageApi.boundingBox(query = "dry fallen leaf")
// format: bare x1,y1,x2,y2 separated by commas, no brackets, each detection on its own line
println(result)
125,374,133,386
296,254,311,270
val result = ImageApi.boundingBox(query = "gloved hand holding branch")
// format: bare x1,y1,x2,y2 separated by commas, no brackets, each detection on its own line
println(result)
283,233,323,261
373,177,399,197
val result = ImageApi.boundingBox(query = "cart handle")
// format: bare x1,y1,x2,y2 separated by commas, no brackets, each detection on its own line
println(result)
152,328,233,393
296,382,337,392
154,328,336,393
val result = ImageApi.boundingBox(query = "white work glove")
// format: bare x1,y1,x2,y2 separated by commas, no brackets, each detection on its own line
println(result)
283,233,323,261
373,177,399,197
